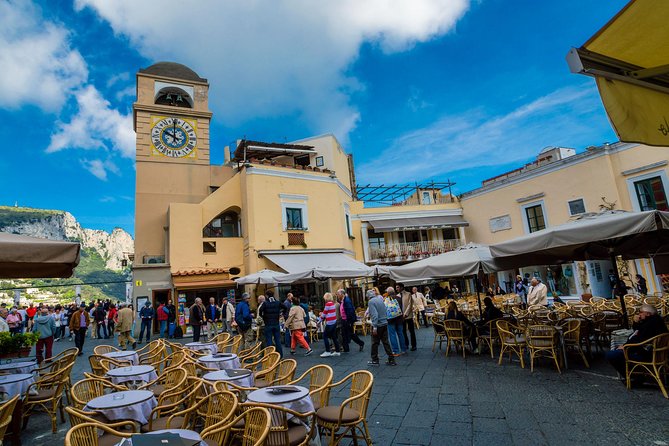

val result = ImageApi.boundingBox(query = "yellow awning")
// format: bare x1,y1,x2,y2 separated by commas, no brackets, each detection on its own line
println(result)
567,0,669,146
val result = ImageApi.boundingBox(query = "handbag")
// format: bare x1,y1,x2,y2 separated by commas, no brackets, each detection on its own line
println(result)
384,297,402,319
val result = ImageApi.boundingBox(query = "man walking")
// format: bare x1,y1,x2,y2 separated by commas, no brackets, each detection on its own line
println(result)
205,297,220,341
94,303,108,339
138,300,154,344
338,289,364,352
69,303,90,355
116,303,136,351
397,283,416,351
527,277,548,307
190,297,205,342
235,293,254,350
33,305,57,364
221,297,234,334
259,291,283,356
412,287,428,327
367,290,396,366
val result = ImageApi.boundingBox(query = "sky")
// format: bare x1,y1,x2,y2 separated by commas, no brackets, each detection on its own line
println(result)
0,0,627,236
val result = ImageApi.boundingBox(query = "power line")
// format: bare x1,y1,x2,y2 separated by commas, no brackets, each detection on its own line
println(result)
0,280,131,292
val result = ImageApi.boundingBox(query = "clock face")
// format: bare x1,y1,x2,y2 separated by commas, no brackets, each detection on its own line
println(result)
151,117,197,158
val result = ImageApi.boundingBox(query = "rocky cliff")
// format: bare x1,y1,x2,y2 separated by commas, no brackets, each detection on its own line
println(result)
0,206,133,270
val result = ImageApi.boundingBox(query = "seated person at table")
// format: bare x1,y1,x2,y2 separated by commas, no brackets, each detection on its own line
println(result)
446,301,477,352
606,304,668,382
480,297,504,324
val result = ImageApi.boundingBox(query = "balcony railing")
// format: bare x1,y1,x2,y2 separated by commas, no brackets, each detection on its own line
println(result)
369,239,463,263
392,195,455,206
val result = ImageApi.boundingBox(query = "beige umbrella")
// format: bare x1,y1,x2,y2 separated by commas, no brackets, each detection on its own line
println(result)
566,0,669,146
0,232,81,278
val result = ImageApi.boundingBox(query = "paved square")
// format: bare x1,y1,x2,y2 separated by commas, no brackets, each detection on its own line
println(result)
16,326,669,446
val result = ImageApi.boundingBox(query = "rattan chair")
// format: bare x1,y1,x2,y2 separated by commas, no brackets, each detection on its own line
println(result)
200,407,271,446
239,343,264,359
93,345,119,355
256,359,297,388
135,339,163,355
88,354,131,377
0,395,19,443
242,401,316,446
442,319,467,358
142,377,204,432
70,377,127,409
219,335,243,354
560,319,590,368
65,406,138,445
624,333,669,398
288,364,333,411
526,325,561,373
316,370,373,446
496,320,526,368
22,362,73,433
139,344,167,366
138,366,188,399
476,319,499,358
243,352,281,379
431,320,448,352
194,390,239,430
65,422,134,446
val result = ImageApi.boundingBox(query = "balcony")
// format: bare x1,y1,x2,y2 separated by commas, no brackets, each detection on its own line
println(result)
369,239,463,263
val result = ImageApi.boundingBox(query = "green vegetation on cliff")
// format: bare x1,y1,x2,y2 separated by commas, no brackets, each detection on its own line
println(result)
0,206,63,228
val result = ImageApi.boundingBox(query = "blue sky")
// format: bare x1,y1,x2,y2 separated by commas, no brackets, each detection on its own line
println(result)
0,0,626,235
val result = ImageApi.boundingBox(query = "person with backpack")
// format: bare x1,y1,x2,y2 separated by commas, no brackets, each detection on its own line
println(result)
157,301,169,338
259,291,282,357
285,297,313,356
384,287,406,356
235,293,254,350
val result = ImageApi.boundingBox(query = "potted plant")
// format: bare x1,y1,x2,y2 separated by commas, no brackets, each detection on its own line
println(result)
0,331,40,359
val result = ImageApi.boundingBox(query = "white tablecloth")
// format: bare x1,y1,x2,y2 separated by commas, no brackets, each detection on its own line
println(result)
197,353,240,370
103,351,139,366
185,342,218,354
203,369,254,388
105,365,158,385
84,390,157,425
247,385,314,414
0,361,38,374
0,373,35,399
116,429,203,446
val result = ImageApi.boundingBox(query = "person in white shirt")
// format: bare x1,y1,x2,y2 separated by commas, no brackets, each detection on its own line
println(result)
527,277,548,307
0,308,9,332
411,287,428,327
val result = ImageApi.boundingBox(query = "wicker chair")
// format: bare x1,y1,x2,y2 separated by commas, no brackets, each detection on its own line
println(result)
219,335,243,354
243,352,281,379
496,320,526,368
93,345,119,355
623,333,669,398
22,362,74,433
65,422,133,446
138,366,188,399
242,401,316,446
65,406,138,445
0,395,19,443
194,390,238,430
88,355,131,377
315,370,373,446
255,359,297,388
142,377,204,432
200,407,271,446
70,378,127,409
288,364,333,411
526,325,561,373
139,345,167,366
442,319,467,358
560,319,590,368
431,320,448,352
239,343,263,359
135,339,163,356
476,319,499,358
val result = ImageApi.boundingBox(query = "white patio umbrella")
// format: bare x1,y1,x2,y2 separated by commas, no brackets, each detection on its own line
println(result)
234,269,289,285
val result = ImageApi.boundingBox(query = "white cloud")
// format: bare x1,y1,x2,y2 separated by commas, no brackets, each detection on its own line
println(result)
80,159,119,181
0,0,88,112
47,86,134,158
75,0,470,140
356,86,611,183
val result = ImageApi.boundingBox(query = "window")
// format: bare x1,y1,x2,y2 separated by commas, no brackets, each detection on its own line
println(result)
634,176,669,211
203,241,216,253
315,156,324,167
203,211,240,237
525,204,546,233
568,199,586,216
442,228,458,240
286,207,304,230
368,230,385,250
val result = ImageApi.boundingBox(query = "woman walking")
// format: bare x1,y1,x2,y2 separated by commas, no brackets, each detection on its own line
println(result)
284,299,313,356
319,293,341,357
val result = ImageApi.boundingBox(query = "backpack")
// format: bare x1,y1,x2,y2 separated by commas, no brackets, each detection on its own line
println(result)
384,297,402,319
174,325,183,338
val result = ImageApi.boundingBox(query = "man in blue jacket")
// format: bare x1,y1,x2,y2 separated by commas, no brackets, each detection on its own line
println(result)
138,300,154,344
235,293,254,350
338,289,364,352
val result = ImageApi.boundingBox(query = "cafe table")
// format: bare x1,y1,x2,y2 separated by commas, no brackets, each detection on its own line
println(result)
197,353,240,370
203,368,254,388
103,350,140,366
105,365,158,387
0,360,38,375
185,342,218,354
0,373,35,400
84,390,157,425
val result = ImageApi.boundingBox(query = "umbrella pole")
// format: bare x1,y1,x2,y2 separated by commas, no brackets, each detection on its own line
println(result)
610,252,630,328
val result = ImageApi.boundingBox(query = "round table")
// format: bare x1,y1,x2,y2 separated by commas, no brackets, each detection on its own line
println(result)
185,342,218,354
103,350,139,366
115,429,203,446
203,369,254,388
0,361,37,374
247,385,314,414
0,374,35,399
105,365,158,386
84,390,157,425
197,353,240,370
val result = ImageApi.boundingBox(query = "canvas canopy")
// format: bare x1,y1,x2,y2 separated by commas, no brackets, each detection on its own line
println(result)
234,269,289,285
566,0,669,146
489,210,669,269
0,232,81,278
264,252,374,282
389,243,499,283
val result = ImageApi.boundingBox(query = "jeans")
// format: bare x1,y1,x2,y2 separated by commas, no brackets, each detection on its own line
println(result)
159,320,167,338
323,324,340,352
107,320,115,339
371,325,394,362
264,325,284,356
387,318,406,354
606,348,649,377
139,319,152,342
96,321,108,339
342,319,364,351
74,327,87,353
403,318,417,350
36,336,54,364
284,327,291,347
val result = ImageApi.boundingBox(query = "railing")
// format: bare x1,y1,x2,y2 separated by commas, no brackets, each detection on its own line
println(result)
392,195,454,206
369,239,463,262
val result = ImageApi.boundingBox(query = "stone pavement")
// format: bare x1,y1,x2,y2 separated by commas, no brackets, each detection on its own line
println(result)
13,325,669,446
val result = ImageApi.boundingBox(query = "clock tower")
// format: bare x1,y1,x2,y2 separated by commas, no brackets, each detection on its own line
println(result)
132,62,214,300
